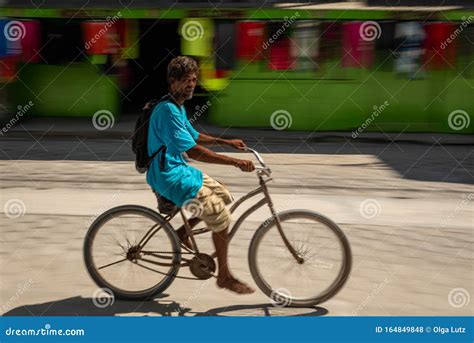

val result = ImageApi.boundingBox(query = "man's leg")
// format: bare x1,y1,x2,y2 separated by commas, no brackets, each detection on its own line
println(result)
213,228,255,294
189,174,254,294
176,217,201,249
178,219,254,294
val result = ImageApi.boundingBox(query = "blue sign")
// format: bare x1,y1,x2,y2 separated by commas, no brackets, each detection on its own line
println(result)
0,316,472,342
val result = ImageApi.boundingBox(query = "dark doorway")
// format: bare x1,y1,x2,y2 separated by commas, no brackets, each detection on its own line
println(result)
122,20,180,114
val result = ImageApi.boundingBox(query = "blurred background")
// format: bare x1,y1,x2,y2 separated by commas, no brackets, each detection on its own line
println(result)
0,0,473,133
0,0,473,317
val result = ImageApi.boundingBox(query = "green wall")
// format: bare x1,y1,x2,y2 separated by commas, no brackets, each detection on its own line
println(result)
8,63,119,118
208,62,474,133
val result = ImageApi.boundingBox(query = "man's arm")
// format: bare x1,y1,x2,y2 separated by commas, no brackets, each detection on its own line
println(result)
196,133,247,150
186,145,255,172
196,132,226,145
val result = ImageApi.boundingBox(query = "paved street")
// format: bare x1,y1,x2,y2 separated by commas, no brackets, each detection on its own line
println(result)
1,137,473,316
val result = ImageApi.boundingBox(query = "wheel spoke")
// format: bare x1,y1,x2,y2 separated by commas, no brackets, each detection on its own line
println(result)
98,258,128,270
249,211,351,305
84,206,181,299
137,223,162,249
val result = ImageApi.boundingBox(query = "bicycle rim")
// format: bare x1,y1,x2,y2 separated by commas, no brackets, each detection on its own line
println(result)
83,205,181,300
249,210,352,306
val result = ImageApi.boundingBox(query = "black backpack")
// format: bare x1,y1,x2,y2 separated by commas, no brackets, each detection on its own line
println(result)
132,94,176,173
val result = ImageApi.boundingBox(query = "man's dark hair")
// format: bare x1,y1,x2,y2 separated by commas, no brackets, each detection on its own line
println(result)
167,56,199,84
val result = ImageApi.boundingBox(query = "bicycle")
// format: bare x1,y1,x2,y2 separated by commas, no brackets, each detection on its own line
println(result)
83,148,352,306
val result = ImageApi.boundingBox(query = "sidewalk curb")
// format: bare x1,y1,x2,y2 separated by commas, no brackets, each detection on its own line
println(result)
2,129,473,145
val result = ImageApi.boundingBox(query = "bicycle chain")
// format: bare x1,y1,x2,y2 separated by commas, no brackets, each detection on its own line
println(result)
142,250,194,255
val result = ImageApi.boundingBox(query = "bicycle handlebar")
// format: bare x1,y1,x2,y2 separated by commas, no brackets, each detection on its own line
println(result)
244,147,266,168
244,147,271,176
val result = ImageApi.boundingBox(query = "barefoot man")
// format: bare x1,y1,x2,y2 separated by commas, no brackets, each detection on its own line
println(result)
146,56,255,294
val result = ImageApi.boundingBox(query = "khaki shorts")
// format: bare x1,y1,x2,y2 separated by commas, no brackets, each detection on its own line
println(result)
189,174,233,233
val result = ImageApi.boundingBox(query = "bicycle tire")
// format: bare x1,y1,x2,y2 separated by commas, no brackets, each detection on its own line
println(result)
248,209,352,306
83,205,181,300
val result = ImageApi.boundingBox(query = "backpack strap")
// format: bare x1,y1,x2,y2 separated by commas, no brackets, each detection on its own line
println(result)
146,94,178,171
148,145,166,170
159,93,180,108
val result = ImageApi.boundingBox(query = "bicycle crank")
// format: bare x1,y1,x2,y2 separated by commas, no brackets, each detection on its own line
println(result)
189,253,216,280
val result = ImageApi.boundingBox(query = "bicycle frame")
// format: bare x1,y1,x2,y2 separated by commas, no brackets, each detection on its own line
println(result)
137,149,302,270
210,171,302,262
137,172,271,265
211,172,271,258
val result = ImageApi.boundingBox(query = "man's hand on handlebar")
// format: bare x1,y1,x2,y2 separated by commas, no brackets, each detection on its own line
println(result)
233,159,255,172
226,139,247,151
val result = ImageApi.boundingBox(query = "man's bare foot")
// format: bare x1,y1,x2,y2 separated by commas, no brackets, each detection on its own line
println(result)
217,277,255,294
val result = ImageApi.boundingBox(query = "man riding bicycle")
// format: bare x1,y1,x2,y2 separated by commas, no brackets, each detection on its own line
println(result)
146,56,255,294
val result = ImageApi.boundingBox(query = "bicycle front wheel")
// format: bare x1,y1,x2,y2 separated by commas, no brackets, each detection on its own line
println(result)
249,210,351,306
83,205,181,300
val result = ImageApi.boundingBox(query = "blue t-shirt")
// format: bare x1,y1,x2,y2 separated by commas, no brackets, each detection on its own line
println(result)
146,100,203,207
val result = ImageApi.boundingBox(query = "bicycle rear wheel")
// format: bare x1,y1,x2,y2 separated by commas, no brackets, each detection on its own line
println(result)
249,210,351,306
83,205,181,300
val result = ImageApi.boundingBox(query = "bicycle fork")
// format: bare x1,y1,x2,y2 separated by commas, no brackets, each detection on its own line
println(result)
259,176,305,264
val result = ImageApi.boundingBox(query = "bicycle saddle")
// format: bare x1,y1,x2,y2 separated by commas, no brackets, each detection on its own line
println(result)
153,190,178,216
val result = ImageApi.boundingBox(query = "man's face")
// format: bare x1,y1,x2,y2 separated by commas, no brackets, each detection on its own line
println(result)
171,72,197,100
